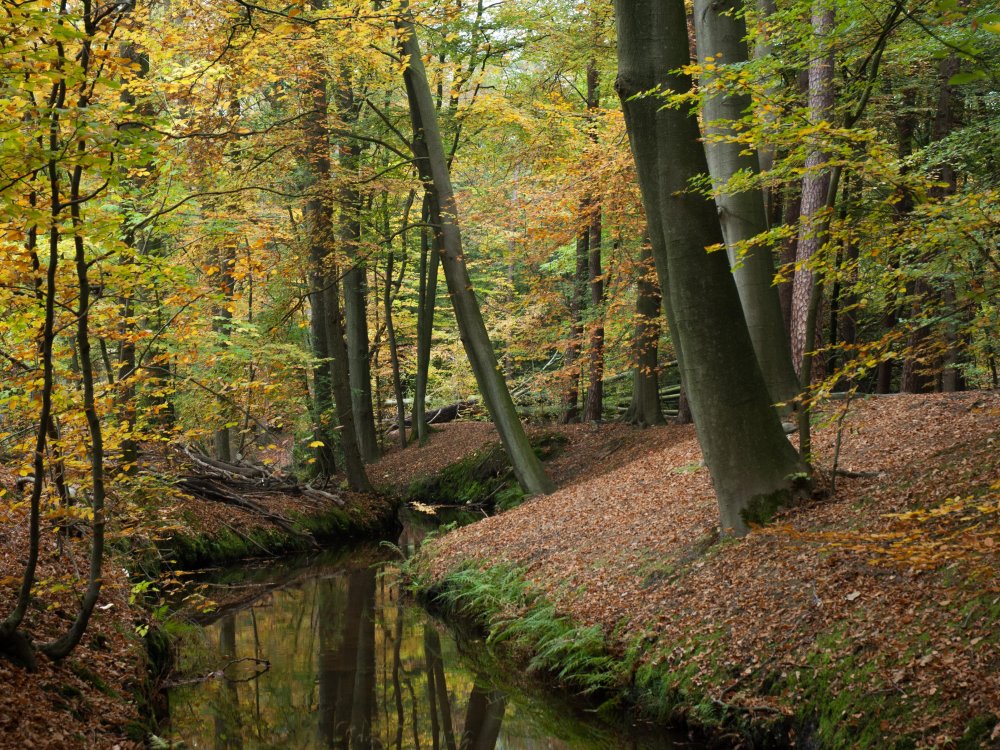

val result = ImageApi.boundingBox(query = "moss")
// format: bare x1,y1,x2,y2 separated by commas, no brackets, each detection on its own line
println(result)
956,713,998,750
158,499,395,570
69,661,117,698
742,488,793,526
405,431,567,509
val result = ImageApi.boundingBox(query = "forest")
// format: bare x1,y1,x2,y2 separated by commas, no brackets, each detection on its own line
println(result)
0,0,998,747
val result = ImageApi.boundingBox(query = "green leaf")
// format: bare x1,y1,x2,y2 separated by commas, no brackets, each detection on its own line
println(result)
948,70,987,85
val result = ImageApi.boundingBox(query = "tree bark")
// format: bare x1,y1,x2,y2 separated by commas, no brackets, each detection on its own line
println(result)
583,60,605,423
412,192,441,446
384,248,408,449
560,227,588,423
693,0,799,409
615,0,806,535
399,16,554,496
335,78,380,463
625,238,665,426
303,66,371,493
789,1,835,379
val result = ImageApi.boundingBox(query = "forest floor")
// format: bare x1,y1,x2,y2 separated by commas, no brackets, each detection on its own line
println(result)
0,448,392,749
393,392,1000,748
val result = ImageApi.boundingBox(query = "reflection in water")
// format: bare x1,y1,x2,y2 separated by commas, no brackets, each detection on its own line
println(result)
168,548,697,750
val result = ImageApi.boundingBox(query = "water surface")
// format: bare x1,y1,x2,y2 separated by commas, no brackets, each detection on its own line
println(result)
167,537,702,749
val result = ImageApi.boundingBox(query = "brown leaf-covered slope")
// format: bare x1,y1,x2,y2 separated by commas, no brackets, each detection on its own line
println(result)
0,498,144,750
417,393,1000,745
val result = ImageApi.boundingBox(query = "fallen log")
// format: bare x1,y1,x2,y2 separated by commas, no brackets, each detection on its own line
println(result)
396,399,479,429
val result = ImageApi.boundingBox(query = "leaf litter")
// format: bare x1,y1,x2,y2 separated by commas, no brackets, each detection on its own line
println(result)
410,392,1000,746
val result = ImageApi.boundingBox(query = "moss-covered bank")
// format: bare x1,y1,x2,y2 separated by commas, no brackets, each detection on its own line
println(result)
400,431,567,511
412,561,998,750
156,494,398,570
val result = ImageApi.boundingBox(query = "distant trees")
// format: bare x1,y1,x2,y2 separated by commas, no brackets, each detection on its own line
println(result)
1,0,997,669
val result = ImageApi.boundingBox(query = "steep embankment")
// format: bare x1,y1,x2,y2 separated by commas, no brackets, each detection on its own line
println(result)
405,393,1000,748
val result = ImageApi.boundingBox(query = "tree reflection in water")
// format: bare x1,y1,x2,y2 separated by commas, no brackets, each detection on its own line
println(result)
167,548,694,750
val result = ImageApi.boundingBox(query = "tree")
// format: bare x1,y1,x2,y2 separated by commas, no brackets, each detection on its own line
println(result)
693,0,800,409
302,54,372,493
614,0,806,534
397,12,554,496
789,0,836,379
625,238,665,426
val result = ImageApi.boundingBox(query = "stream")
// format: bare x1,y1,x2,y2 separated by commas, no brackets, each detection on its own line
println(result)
165,516,704,749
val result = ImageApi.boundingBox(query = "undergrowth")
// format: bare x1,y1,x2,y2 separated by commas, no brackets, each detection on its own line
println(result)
425,563,626,698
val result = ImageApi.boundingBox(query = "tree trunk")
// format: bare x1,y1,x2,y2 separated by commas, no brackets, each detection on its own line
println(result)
303,65,371,493
384,249,408,448
615,0,806,535
560,227,588,423
42,135,107,661
211,238,236,463
412,192,441,446
583,60,605,423
336,78,380,463
694,0,799,409
399,16,554,496
583,210,604,422
790,1,835,378
625,238,665,426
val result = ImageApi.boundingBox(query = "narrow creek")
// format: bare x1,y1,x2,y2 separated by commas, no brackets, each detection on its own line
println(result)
165,515,705,749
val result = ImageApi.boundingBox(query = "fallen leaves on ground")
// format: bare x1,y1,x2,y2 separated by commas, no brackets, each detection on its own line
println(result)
412,392,1000,746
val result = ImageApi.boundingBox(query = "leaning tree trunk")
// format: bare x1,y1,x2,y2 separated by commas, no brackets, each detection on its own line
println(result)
399,16,554,496
625,238,665,426
790,1,835,378
615,0,806,535
694,0,800,409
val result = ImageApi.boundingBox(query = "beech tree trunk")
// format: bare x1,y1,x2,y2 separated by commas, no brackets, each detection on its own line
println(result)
583,60,605,423
384,248,407,449
790,2,835,378
303,65,371,493
615,0,805,535
412,193,440,446
625,238,665,427
399,16,554,496
560,227,588,423
693,0,799,409
211,237,237,463
334,79,380,463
